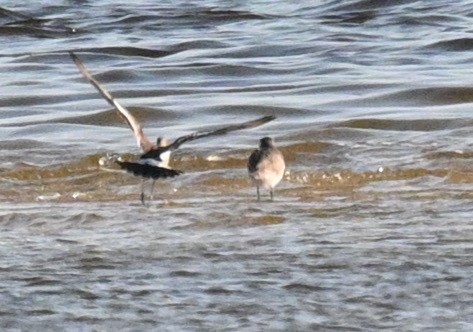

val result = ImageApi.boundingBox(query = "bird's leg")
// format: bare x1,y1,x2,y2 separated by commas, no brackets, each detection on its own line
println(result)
140,179,146,206
270,188,274,201
256,186,260,201
149,180,156,202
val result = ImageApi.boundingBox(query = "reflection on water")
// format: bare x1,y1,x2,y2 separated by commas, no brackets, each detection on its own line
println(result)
1,0,473,330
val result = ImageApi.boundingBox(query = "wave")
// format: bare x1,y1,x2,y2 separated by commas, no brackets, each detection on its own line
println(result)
327,87,473,107
0,6,76,38
50,107,169,126
423,38,473,52
334,118,473,131
0,141,470,203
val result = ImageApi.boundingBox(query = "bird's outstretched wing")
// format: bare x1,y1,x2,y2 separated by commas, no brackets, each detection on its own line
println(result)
116,161,182,179
167,115,276,151
69,52,154,152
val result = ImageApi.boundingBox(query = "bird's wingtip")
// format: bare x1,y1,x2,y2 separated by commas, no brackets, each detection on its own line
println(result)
260,115,276,123
261,114,276,120
69,51,82,66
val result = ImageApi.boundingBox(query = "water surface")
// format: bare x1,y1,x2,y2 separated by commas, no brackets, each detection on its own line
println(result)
1,0,473,330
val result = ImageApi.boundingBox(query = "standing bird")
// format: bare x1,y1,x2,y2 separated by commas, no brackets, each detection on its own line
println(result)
69,52,275,204
248,137,285,201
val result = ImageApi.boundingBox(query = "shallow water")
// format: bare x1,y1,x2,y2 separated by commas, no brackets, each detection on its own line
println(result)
1,0,473,330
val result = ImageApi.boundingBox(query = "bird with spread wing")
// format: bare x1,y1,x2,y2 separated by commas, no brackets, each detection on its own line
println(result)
69,52,275,205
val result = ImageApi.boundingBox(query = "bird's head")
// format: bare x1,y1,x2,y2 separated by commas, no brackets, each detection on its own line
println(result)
157,137,169,147
259,137,274,149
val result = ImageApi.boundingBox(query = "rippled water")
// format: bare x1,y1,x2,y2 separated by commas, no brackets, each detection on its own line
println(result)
1,0,473,330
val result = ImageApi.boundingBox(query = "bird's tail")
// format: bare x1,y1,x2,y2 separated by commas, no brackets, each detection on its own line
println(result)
116,161,183,179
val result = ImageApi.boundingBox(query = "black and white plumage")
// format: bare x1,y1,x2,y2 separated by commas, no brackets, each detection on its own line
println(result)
248,137,285,201
115,161,182,179
115,114,277,181
70,52,275,204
